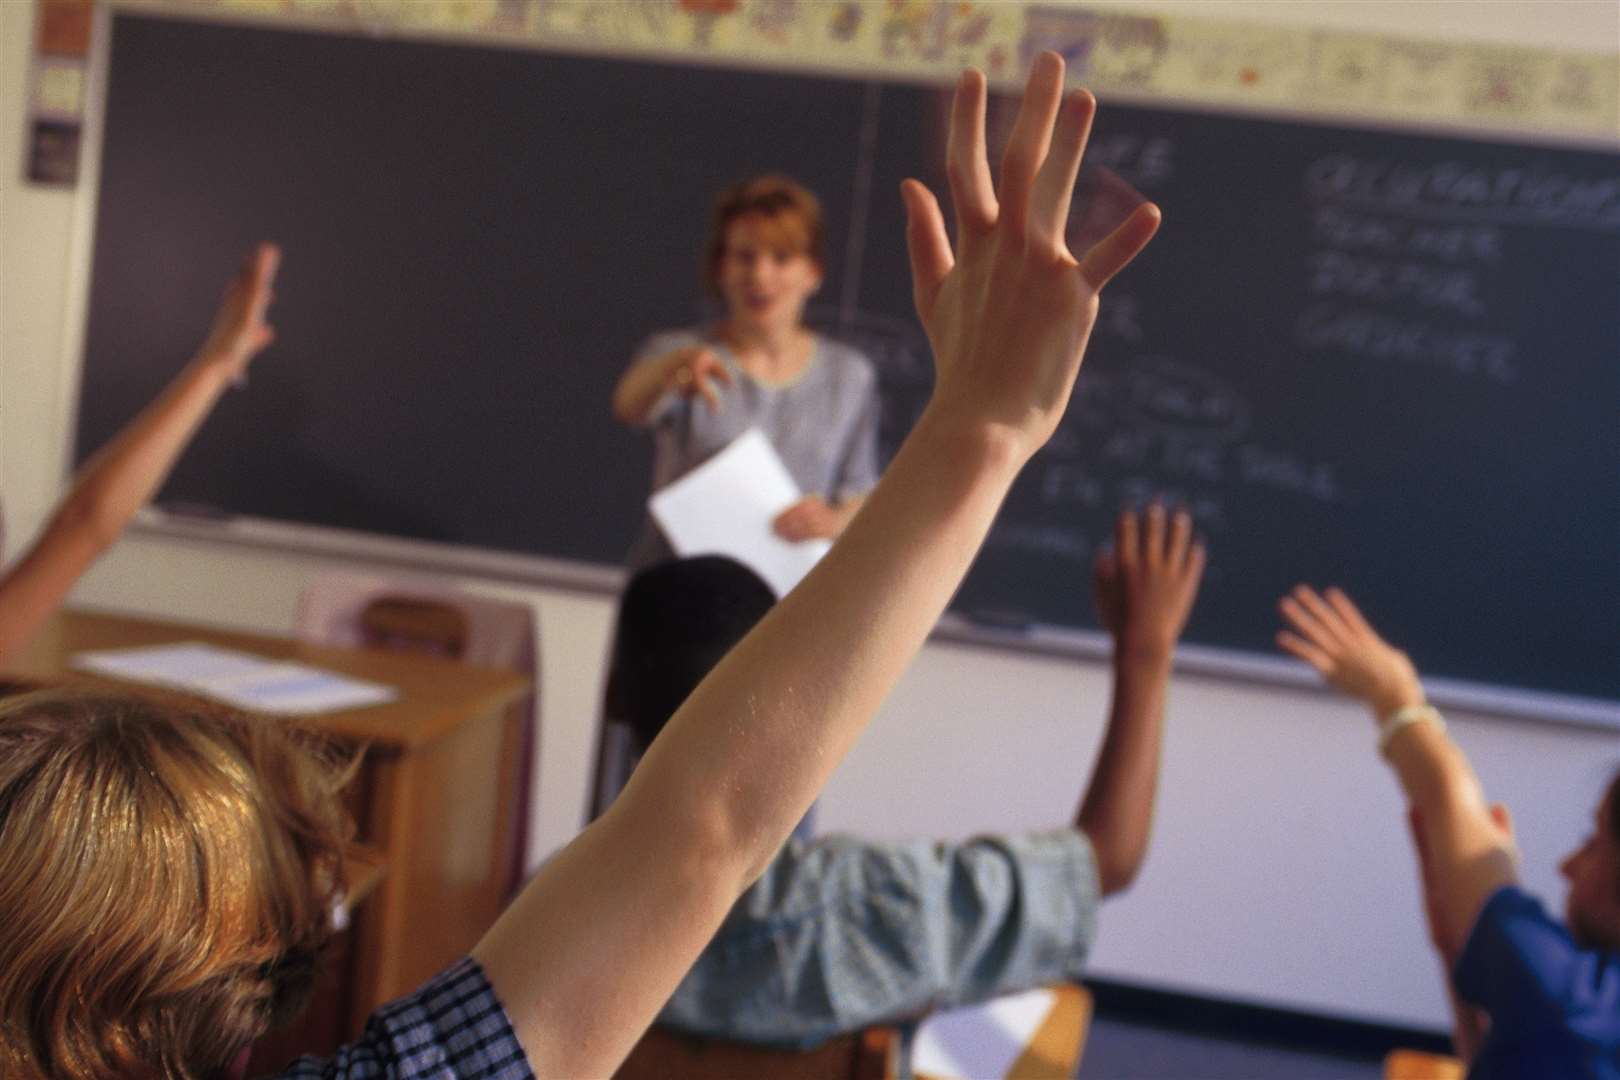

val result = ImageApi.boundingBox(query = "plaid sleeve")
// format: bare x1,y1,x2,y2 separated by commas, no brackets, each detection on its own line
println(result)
273,957,533,1079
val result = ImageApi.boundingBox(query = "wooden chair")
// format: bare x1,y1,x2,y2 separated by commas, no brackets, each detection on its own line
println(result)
296,571,539,898
1384,1048,1466,1079
914,983,1093,1080
357,595,470,657
615,1025,897,1080
614,984,1092,1080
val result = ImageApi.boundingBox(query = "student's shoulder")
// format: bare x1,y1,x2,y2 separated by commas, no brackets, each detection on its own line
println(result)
1455,885,1620,1019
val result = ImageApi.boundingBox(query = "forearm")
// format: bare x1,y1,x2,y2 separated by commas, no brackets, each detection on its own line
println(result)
1076,650,1170,894
67,357,231,540
475,410,1024,1075
630,409,1022,882
1385,721,1516,956
611,355,676,425
0,357,231,661
829,491,867,535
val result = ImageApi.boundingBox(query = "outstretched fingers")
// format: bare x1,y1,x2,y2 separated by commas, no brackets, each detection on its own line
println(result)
1324,586,1375,640
242,243,280,323
946,69,997,238
209,242,280,359
1183,539,1208,590
1115,507,1141,575
1165,506,1193,570
902,179,953,318
1078,202,1161,290
997,51,1065,240
1293,585,1354,645
1028,88,1095,258
1276,629,1334,675
1278,591,1339,654
1142,503,1167,572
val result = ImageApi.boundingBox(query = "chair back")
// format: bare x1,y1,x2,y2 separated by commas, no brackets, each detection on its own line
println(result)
295,570,539,894
1384,1048,1465,1080
912,983,1092,1080
615,1025,896,1080
358,595,471,657
613,983,1091,1080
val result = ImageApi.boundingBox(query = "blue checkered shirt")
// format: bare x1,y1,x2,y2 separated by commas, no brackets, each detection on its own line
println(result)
274,957,532,1078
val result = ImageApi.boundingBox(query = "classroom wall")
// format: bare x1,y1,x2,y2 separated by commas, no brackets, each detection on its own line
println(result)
3,0,1617,1031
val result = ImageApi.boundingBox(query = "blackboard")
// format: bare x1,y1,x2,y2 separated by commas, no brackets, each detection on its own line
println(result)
78,12,1620,717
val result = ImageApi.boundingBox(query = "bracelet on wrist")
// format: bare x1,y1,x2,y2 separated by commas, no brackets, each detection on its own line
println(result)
1377,703,1443,757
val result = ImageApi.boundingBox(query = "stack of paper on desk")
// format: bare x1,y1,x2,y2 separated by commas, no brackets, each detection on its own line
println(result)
648,428,831,598
73,642,397,715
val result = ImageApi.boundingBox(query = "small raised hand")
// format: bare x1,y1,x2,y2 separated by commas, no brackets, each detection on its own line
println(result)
1093,505,1206,662
1276,585,1424,719
195,243,280,380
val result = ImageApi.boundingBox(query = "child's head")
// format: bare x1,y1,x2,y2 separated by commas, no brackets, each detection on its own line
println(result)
1560,767,1620,952
615,556,776,754
0,687,353,1079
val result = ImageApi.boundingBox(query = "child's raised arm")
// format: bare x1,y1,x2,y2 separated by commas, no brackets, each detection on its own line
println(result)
1078,505,1205,895
1277,585,1517,957
472,53,1161,1077
0,244,279,662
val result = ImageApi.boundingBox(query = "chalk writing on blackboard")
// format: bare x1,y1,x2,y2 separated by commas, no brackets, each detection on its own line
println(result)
1306,154,1620,228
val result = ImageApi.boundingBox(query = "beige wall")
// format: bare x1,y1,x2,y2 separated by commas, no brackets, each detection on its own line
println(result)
2,0,1616,1029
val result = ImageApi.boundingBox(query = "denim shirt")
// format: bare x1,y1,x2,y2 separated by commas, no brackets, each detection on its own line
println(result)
660,828,1101,1049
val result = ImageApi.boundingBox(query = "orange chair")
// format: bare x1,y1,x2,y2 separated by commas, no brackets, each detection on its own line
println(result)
1384,1048,1466,1079
613,984,1092,1080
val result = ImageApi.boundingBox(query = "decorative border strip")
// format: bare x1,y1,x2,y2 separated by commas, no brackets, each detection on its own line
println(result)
24,0,94,184
28,1,1619,170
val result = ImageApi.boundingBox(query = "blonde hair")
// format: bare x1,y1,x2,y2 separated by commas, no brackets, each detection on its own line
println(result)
0,687,355,1078
704,174,826,293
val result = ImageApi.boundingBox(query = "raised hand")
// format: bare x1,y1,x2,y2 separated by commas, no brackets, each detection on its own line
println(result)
1093,505,1206,662
1277,586,1424,719
195,243,280,379
900,52,1161,461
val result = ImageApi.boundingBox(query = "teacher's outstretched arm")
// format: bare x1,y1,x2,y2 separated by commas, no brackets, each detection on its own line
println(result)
0,244,279,662
473,53,1161,1077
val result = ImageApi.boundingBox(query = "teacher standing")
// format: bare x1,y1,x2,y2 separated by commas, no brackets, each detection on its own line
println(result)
612,175,881,573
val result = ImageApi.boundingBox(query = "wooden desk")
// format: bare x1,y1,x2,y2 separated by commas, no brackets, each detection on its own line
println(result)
2,608,531,1047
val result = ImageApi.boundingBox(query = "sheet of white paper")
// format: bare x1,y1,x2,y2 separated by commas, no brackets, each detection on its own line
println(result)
648,428,831,597
202,663,399,715
909,988,1056,1080
75,641,271,687
73,642,397,716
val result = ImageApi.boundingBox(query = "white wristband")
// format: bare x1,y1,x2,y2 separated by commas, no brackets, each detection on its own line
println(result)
1378,703,1443,757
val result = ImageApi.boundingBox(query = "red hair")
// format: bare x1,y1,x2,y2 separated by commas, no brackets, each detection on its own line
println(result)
704,175,825,293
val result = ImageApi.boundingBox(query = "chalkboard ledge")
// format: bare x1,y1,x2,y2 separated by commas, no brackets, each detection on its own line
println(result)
930,614,1620,732
132,508,626,598
128,510,1619,732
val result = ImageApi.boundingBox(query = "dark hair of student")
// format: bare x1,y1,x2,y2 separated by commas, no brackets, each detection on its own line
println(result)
613,555,777,755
